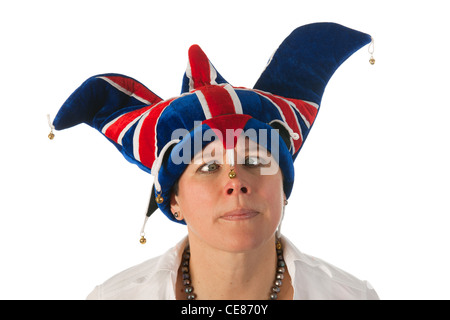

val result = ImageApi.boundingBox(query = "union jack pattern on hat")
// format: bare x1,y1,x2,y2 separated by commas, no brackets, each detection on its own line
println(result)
51,22,372,228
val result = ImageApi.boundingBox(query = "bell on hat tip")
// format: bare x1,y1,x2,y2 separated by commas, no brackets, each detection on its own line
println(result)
368,37,375,65
156,194,164,204
47,114,55,140
140,235,147,244
228,168,236,179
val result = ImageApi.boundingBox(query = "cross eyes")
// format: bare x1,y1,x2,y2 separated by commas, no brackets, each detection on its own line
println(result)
198,156,270,173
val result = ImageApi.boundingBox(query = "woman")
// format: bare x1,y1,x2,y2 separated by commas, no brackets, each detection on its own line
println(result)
50,23,379,299
171,136,292,300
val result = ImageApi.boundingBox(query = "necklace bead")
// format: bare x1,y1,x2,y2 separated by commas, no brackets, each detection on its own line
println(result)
181,238,286,300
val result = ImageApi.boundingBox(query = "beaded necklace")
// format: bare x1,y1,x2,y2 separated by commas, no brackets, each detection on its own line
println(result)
181,238,286,300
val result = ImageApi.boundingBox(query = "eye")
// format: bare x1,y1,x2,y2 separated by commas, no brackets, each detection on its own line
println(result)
198,161,220,173
244,156,270,167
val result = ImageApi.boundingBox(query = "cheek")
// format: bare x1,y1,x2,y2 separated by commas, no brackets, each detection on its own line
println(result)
261,174,285,223
177,179,217,223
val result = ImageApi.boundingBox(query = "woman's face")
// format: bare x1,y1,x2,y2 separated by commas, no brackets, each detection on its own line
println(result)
170,136,286,253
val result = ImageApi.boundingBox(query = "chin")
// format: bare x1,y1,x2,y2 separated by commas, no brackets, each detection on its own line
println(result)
214,226,275,253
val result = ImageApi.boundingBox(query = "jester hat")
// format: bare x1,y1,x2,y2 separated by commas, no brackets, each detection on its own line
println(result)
51,22,372,227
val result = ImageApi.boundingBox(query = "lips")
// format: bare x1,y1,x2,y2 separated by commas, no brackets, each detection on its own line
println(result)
220,208,260,221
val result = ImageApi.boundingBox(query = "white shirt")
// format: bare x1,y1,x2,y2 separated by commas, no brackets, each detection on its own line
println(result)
86,236,379,300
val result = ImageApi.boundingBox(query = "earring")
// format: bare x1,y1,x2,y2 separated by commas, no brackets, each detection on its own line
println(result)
173,212,179,219
284,199,288,206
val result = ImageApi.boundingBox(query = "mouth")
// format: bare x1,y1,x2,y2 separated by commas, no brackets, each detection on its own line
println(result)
220,208,260,221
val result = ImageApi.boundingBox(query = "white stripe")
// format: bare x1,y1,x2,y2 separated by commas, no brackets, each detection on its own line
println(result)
287,101,311,129
132,110,152,162
101,111,148,146
251,90,296,153
150,139,181,174
237,88,302,154
101,115,120,135
209,62,218,85
151,139,181,191
252,88,304,132
251,88,318,130
259,48,277,75
259,94,303,151
97,76,151,105
117,117,141,145
185,62,194,91
303,100,319,110
281,99,306,130
226,149,235,167
243,89,288,123
195,90,212,119
186,61,217,90
47,114,55,130
223,84,243,114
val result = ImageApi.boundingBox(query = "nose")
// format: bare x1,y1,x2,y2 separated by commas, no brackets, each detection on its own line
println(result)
226,185,248,195
224,166,250,196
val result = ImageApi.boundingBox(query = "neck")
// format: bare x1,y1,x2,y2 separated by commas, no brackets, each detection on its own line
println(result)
177,232,287,300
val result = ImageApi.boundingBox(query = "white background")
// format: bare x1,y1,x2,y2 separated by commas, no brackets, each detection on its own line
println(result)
1,0,449,300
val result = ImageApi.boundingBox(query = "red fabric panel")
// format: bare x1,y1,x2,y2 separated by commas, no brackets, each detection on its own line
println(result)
105,106,153,143
139,98,176,169
204,114,252,149
105,76,162,105
200,85,235,117
188,45,212,89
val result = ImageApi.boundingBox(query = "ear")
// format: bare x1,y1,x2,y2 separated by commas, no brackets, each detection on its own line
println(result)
170,192,181,218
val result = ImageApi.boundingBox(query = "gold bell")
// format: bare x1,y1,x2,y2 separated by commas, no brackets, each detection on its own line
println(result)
47,115,55,140
228,168,236,179
156,194,164,204
369,57,375,65
140,235,147,244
